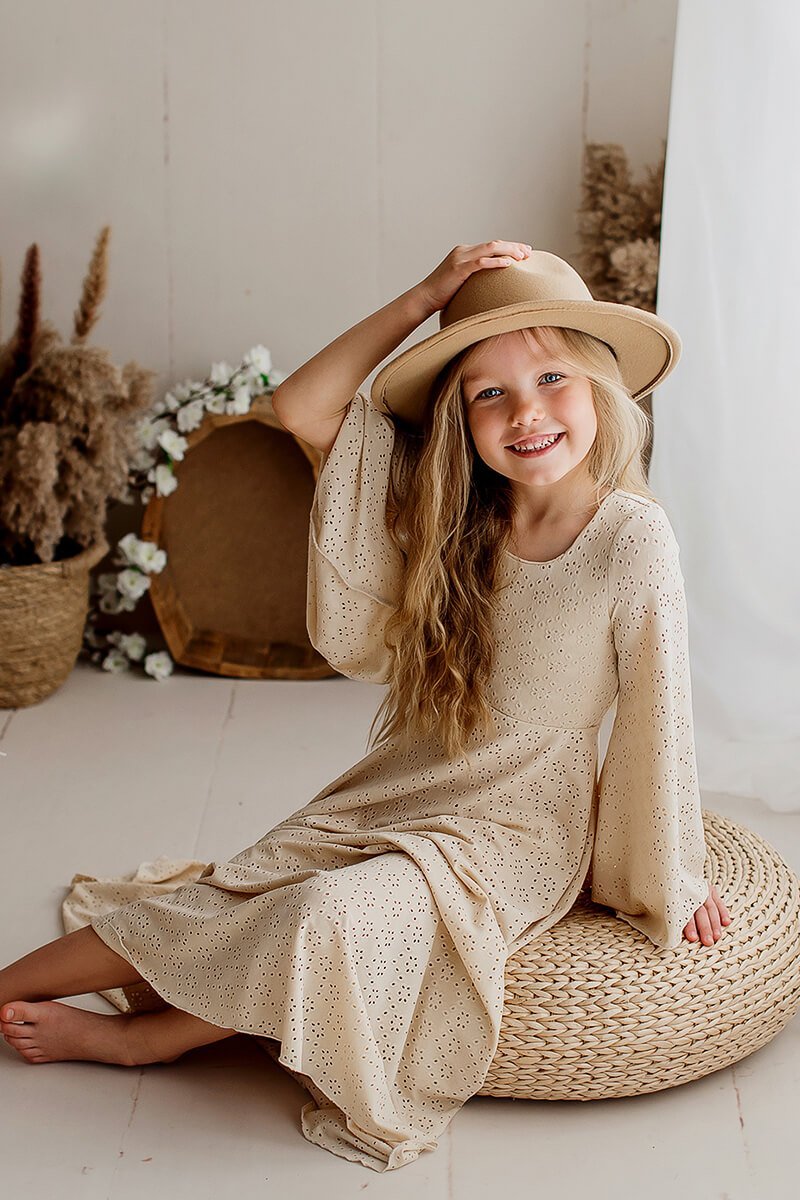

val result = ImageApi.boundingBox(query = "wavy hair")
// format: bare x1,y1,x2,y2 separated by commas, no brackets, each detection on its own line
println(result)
366,324,659,767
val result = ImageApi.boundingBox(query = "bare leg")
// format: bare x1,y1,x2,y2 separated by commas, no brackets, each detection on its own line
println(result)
0,925,145,1008
0,925,239,1066
1,999,239,1066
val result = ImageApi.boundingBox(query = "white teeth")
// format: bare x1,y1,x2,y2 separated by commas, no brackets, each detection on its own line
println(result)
511,433,560,452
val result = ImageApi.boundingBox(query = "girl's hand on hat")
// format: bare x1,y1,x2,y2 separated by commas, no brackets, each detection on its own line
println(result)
415,241,533,313
682,883,732,946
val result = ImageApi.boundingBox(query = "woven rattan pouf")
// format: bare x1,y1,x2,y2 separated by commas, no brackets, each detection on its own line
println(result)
256,808,800,1102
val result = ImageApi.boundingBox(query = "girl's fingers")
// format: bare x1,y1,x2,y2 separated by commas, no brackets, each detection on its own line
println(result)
479,241,531,260
709,884,732,923
693,905,714,944
704,896,721,938
686,887,734,943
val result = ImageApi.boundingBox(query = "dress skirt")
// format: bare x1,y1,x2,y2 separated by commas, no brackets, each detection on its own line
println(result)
85,831,511,1173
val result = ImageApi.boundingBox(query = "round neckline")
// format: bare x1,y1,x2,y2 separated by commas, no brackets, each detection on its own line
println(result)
504,489,620,566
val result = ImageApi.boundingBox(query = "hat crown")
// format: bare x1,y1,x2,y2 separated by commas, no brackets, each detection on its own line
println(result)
440,250,594,330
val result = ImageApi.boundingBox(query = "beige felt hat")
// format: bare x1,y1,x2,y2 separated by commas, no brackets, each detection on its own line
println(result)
370,248,681,429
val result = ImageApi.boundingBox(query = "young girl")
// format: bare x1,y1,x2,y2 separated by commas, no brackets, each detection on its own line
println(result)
0,241,731,1173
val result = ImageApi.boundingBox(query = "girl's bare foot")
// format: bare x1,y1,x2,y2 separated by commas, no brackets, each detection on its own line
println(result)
0,1000,162,1066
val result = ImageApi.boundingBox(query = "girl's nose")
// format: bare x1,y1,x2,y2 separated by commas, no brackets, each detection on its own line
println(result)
510,395,547,422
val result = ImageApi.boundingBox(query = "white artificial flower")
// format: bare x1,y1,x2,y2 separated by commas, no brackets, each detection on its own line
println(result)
141,485,155,503
140,544,166,573
116,568,151,601
117,533,166,574
242,363,263,389
98,592,124,614
225,383,252,415
267,367,287,388
102,649,130,673
150,396,168,416
176,398,206,433
204,393,226,414
151,463,178,496
243,344,272,375
210,361,235,386
130,446,157,472
186,381,208,396
137,415,170,451
97,571,119,594
172,380,194,402
157,428,188,461
118,593,140,612
118,632,147,661
144,650,174,681
162,391,181,412
117,532,144,565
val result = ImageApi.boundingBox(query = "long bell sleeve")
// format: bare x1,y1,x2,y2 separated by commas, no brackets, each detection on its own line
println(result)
306,390,409,684
590,503,711,950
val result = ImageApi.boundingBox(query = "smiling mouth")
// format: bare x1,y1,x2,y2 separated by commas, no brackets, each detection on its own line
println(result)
507,431,566,456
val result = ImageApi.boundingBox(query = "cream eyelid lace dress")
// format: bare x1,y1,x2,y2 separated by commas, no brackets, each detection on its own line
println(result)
63,390,710,1173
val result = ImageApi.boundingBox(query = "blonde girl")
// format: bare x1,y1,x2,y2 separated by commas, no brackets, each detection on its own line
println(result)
0,242,731,1173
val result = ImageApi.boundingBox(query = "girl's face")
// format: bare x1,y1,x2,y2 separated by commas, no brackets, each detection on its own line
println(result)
461,332,597,492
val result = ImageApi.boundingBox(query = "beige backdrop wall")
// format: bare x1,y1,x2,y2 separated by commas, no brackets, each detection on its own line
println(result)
1,0,677,399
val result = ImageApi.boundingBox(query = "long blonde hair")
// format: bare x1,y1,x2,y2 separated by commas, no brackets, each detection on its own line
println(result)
367,324,658,766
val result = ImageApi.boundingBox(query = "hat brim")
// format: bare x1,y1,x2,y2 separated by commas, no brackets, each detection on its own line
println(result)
370,299,681,427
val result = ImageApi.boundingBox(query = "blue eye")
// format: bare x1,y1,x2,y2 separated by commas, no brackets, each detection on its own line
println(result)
474,374,563,400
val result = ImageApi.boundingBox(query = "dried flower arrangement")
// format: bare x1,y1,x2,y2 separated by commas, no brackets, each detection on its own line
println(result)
84,345,287,679
0,225,156,567
0,226,170,705
576,140,666,311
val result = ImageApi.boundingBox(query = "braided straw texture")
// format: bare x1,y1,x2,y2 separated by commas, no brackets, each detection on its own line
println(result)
0,540,108,708
478,809,800,1099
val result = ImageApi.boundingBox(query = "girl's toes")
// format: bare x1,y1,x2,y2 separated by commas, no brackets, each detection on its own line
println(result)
1,1020,31,1039
20,1048,49,1064
3,1033,36,1048
6,1039,41,1063
2,1001,35,1024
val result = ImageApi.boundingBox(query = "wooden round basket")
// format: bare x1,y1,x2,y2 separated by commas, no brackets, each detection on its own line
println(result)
140,394,335,680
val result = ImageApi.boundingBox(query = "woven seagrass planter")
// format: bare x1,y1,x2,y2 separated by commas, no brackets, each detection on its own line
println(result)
0,539,108,708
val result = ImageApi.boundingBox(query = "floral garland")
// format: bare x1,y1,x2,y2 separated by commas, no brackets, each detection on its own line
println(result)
82,345,286,680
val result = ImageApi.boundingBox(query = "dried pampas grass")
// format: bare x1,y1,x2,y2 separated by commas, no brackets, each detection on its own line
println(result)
576,141,666,312
0,225,156,566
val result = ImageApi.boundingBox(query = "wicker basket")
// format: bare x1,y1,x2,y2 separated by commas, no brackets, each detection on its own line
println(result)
0,538,108,708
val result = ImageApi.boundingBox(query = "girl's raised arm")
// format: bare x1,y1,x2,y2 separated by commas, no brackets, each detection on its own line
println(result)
272,286,437,454
271,241,532,454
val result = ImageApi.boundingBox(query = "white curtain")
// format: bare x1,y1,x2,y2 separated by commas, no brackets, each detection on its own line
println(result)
649,0,800,812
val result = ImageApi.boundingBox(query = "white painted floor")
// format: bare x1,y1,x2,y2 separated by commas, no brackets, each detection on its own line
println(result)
1,659,797,1198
